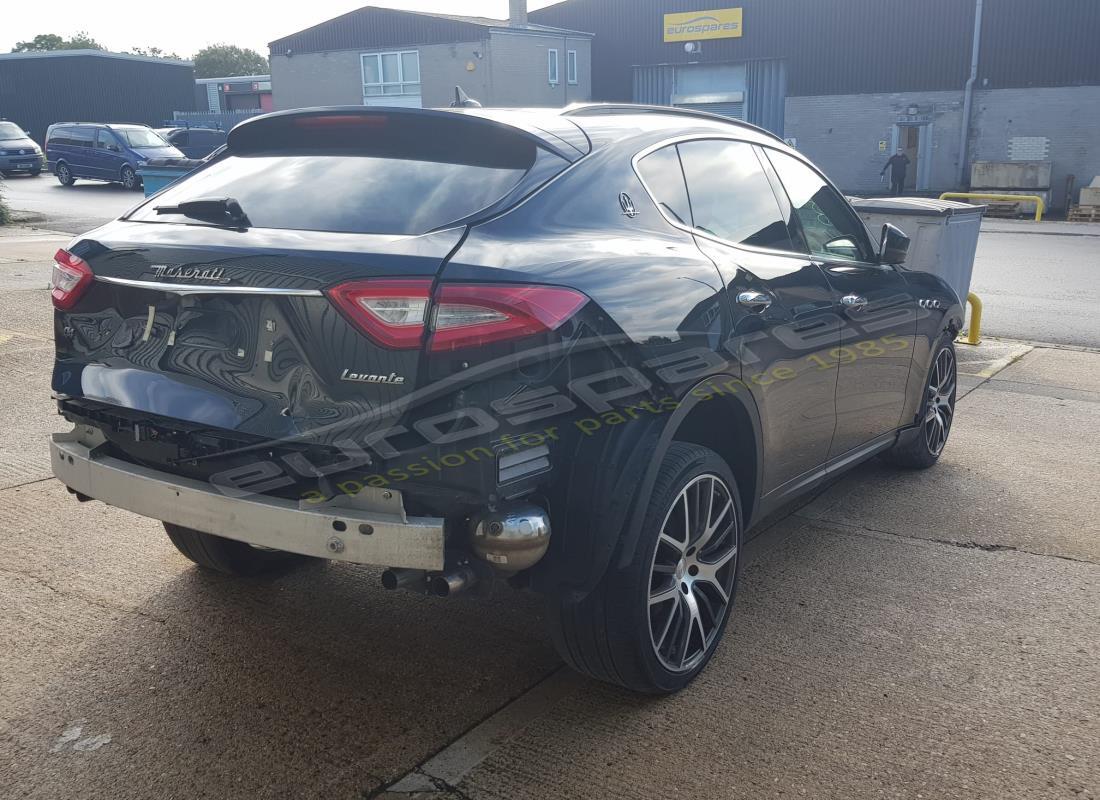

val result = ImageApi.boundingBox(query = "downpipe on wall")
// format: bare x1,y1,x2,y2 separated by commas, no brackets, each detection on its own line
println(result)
957,0,984,187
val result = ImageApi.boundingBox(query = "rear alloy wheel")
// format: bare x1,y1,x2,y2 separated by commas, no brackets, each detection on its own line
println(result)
884,338,957,469
120,165,139,191
56,162,75,186
163,523,314,576
546,443,743,693
648,473,739,674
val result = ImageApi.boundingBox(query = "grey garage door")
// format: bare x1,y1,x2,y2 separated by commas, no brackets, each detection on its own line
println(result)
675,101,745,119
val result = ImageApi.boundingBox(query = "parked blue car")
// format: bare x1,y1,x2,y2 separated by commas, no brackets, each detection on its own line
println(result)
155,127,228,160
45,123,183,190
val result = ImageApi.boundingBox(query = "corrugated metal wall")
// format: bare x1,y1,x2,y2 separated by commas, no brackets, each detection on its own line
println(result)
0,55,195,144
269,7,489,55
746,59,786,136
634,58,786,135
979,0,1100,88
532,0,1097,101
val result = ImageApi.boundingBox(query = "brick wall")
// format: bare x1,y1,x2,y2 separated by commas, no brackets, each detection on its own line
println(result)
785,85,1100,208
970,86,1100,209
784,91,964,195
488,32,591,107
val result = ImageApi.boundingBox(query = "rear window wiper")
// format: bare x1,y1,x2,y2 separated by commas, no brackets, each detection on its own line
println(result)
154,196,251,228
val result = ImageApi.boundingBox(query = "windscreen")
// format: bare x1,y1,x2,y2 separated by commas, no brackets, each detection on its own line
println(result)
115,127,171,148
129,114,538,235
0,122,26,140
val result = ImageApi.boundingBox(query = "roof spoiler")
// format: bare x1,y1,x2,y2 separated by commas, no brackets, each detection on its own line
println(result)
227,106,589,161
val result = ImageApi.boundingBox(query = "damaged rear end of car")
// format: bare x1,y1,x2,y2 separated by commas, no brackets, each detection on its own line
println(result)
50,106,598,594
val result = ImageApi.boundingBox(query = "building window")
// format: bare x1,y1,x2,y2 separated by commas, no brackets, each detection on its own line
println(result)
362,50,421,105
567,50,578,85
548,49,559,85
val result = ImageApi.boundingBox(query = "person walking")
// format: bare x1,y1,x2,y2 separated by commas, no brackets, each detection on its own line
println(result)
881,149,911,196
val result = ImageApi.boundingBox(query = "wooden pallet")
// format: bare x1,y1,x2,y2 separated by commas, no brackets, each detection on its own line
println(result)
1068,205,1100,222
983,200,1021,219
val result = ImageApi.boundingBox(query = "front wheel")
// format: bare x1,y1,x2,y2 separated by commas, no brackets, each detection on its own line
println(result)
883,338,957,469
120,165,140,191
163,523,314,576
546,442,742,693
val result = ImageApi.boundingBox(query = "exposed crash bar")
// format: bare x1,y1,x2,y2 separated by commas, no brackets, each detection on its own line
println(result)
49,433,445,571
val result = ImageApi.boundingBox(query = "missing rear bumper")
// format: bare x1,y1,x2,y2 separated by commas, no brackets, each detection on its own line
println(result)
49,430,445,570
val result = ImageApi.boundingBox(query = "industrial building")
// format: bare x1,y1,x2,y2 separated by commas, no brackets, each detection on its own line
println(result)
529,0,1100,209
195,75,274,114
0,50,196,145
268,2,592,111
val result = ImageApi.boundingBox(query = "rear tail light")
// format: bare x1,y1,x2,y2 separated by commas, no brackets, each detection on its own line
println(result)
326,280,587,352
430,284,587,352
327,279,432,349
51,249,94,310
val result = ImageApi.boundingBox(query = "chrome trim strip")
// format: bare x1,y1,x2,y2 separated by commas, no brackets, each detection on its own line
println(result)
95,275,324,296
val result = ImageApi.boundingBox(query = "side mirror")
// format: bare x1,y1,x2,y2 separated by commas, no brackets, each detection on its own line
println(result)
879,223,910,265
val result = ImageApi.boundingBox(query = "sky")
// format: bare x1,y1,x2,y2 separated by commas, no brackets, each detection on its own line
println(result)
4,0,562,60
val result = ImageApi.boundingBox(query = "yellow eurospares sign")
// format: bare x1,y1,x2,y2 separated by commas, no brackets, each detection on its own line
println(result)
664,8,743,42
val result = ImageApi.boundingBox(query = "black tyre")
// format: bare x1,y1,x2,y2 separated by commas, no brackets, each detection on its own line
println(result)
546,442,743,693
56,162,75,186
883,337,957,469
163,522,314,576
120,165,140,191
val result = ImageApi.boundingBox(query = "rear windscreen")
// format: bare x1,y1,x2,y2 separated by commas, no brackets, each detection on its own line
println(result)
129,115,539,236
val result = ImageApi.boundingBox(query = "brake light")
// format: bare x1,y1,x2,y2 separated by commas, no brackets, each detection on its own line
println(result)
293,115,388,130
51,249,94,310
325,280,587,352
327,279,432,349
429,285,587,352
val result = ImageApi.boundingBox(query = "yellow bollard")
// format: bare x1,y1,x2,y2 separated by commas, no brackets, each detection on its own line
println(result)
959,292,983,346
939,192,1044,222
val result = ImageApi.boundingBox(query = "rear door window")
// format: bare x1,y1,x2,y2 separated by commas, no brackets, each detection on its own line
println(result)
72,128,94,148
676,139,797,252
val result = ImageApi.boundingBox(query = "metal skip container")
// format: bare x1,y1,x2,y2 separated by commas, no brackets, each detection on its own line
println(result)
850,197,986,305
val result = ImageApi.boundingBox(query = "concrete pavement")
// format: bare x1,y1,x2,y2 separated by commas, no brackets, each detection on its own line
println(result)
1,224,1097,799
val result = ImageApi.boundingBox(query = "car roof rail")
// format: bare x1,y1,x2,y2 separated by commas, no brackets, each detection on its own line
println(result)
560,103,785,144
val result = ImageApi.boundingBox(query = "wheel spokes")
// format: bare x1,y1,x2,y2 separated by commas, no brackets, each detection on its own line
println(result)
648,472,740,673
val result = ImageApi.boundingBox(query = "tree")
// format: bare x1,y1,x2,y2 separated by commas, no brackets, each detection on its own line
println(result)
131,46,182,60
192,44,268,78
12,32,104,52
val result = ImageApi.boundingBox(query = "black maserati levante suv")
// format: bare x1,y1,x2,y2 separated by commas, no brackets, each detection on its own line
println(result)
49,105,962,692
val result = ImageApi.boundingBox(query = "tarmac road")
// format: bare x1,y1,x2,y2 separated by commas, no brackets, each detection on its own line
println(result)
971,223,1100,348
1,173,139,235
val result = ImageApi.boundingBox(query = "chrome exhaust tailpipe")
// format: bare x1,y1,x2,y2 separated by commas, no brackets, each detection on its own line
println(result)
428,565,478,598
381,568,427,592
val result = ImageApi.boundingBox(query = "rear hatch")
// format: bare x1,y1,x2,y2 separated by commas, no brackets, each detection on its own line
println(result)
53,108,583,447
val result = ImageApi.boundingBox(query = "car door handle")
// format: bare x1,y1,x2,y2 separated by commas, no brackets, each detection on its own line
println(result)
841,294,868,311
737,291,773,311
